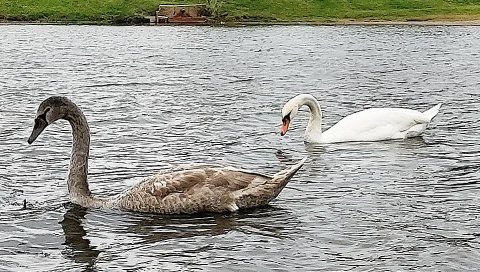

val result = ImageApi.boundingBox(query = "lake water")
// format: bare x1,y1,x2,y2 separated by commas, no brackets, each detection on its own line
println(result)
1,25,479,271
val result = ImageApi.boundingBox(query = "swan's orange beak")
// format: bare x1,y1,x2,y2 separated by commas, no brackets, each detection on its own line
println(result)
280,117,290,136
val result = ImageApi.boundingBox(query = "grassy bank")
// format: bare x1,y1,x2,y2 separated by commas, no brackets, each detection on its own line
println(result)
219,0,480,22
0,0,170,24
1,0,480,24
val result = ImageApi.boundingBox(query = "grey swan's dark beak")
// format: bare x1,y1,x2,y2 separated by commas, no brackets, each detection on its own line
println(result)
28,117,48,144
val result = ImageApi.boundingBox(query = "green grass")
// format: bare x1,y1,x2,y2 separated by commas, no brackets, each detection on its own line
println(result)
1,0,480,24
217,0,480,22
0,0,197,23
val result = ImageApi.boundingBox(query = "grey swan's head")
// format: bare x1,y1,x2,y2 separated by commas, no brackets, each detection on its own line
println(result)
28,96,75,144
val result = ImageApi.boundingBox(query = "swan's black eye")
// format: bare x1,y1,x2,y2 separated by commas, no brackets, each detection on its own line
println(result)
282,112,291,123
38,112,47,121
37,108,50,122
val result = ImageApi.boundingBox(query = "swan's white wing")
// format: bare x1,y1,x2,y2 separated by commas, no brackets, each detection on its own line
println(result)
322,108,430,143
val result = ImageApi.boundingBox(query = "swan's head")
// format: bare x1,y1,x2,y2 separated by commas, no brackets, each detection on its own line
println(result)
280,97,300,136
28,96,72,144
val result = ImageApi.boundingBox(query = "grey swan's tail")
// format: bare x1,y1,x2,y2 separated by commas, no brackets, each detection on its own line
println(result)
233,157,308,209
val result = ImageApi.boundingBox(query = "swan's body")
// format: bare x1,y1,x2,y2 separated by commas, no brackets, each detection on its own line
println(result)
28,96,306,214
281,94,441,143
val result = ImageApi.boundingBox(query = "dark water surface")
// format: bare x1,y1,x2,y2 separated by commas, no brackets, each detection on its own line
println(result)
1,25,479,271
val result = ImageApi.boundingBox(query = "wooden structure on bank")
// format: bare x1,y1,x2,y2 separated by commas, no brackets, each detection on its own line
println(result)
155,4,208,24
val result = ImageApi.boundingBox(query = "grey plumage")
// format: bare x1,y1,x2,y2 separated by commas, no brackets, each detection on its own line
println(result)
28,96,306,214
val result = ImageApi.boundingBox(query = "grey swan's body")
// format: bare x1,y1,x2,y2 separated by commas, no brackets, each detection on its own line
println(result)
27,96,306,214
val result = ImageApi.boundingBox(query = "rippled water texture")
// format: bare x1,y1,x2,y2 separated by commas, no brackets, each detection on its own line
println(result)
1,25,480,271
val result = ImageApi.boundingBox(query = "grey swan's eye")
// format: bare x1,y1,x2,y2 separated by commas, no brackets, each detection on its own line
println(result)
37,107,51,122
37,112,47,122
33,108,49,127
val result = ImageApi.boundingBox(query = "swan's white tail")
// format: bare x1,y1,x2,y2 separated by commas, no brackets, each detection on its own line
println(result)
423,103,442,121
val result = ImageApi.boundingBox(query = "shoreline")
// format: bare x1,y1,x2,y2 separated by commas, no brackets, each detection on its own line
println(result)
2,18,480,26
232,19,480,26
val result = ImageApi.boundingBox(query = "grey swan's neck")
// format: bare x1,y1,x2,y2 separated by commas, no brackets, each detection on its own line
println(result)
65,105,111,208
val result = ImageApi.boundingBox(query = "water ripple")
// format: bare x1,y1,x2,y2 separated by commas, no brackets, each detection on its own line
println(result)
0,24,479,271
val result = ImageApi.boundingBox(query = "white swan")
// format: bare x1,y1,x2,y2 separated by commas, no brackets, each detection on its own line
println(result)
28,96,306,214
280,94,441,143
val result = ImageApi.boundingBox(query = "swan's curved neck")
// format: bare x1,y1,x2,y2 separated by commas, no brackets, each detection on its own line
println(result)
65,108,92,204
63,105,113,208
300,96,323,142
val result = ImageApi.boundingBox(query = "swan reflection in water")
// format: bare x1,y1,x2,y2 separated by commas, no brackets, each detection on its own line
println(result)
60,204,101,271
303,136,429,154
59,203,299,269
304,137,429,174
